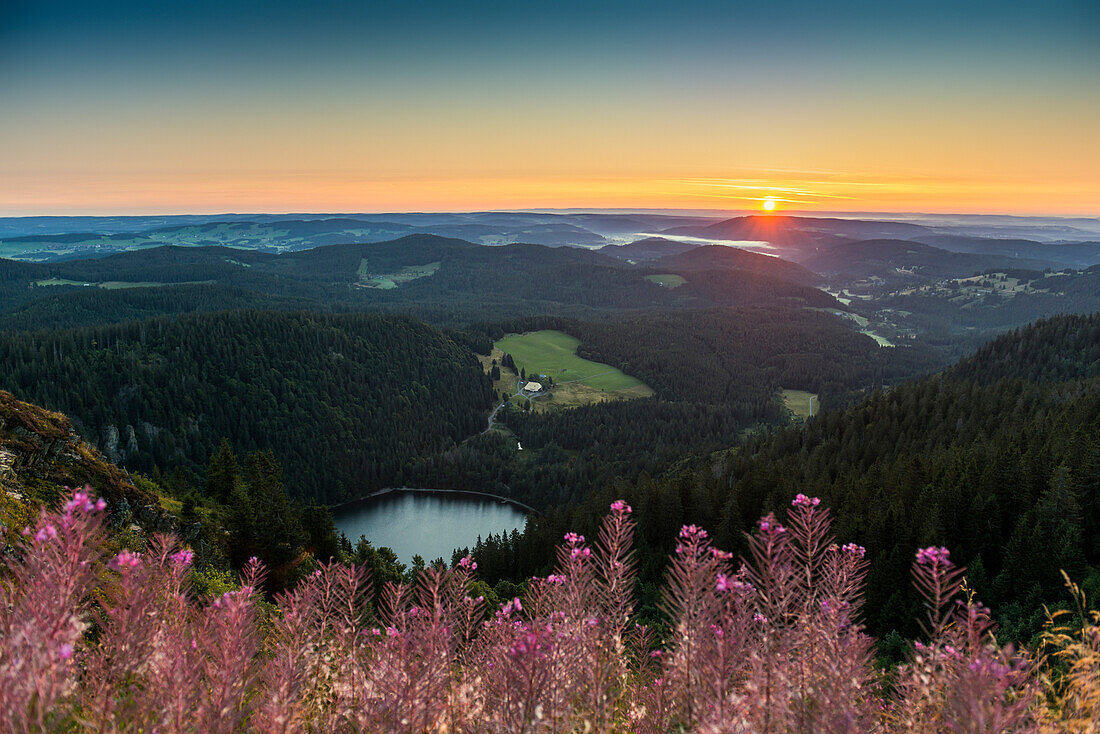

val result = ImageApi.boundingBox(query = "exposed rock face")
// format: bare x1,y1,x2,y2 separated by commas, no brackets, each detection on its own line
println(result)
0,391,152,508
125,425,139,456
103,423,122,463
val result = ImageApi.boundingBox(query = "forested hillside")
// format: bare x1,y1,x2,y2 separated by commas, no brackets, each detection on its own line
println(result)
948,311,1100,384
0,284,321,331
651,245,821,285
474,308,938,406
0,311,495,502
0,235,842,330
411,307,946,509
466,313,1100,645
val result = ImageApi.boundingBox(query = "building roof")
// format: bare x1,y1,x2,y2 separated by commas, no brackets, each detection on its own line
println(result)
523,381,543,393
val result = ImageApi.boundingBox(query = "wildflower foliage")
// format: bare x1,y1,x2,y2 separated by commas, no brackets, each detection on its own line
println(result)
0,487,1091,731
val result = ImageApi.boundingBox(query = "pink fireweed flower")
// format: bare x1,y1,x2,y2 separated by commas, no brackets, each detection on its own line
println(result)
64,487,104,513
570,546,592,560
916,546,951,566
716,573,732,592
65,489,87,512
212,590,240,609
842,543,866,558
710,624,724,638
610,499,632,513
792,493,821,508
34,524,58,542
169,549,195,566
112,550,142,570
753,613,769,624
58,643,74,660
710,548,733,560
499,597,524,617
679,524,707,541
564,532,585,544
544,574,565,585
458,555,477,570
509,631,550,659
759,519,786,535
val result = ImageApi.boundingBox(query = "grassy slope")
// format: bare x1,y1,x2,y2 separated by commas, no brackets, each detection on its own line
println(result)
644,273,686,288
780,388,818,419
494,330,651,392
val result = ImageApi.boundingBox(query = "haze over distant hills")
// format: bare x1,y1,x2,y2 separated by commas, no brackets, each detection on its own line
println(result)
3,211,1099,267
1,211,1099,348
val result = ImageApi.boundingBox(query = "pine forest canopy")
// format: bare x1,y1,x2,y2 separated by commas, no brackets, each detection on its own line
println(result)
0,311,495,503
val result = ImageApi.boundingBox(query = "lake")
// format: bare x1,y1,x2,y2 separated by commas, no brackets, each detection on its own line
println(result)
332,490,530,565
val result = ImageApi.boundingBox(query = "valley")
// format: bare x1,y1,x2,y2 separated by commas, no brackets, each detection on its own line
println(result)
2,211,1099,710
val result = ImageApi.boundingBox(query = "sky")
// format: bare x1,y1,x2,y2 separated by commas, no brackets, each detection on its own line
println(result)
1,0,1097,216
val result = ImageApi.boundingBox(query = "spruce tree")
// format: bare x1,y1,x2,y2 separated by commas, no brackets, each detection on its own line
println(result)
205,438,240,503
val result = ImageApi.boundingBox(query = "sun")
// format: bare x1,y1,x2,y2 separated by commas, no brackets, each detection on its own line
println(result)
762,197,778,212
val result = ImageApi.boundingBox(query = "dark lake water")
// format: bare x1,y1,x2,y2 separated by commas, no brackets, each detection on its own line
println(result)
333,490,529,564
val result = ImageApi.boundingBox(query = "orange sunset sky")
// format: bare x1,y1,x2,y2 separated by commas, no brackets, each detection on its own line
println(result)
1,1,1097,216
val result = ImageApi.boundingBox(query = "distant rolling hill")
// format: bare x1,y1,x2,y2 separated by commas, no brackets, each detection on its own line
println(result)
662,215,929,249
0,234,842,329
597,237,698,262
800,238,1054,283
661,215,1098,273
0,214,610,261
910,234,1100,268
651,245,821,286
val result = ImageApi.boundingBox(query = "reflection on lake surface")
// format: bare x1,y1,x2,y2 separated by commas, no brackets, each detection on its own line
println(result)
333,491,529,565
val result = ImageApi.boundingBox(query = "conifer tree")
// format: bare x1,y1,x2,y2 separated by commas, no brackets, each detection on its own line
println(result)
204,438,240,503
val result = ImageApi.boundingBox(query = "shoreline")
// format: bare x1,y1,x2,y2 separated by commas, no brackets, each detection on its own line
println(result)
328,487,541,516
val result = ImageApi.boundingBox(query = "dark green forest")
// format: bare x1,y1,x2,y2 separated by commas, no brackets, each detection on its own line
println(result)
402,307,947,508
0,311,494,503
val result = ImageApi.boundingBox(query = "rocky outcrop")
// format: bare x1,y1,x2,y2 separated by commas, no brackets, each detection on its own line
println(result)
0,390,154,509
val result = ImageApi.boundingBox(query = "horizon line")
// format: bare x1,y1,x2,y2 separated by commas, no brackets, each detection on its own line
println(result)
2,207,1099,221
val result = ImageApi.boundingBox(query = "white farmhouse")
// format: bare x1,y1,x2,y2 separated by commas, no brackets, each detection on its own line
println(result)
522,381,543,393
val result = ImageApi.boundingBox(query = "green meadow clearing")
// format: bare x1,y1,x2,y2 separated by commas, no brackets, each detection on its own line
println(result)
645,273,686,288
494,330,652,394
35,279,214,290
781,389,818,420
357,259,441,289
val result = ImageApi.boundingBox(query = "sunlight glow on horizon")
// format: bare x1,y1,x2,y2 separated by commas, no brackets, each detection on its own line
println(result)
3,172,1095,218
